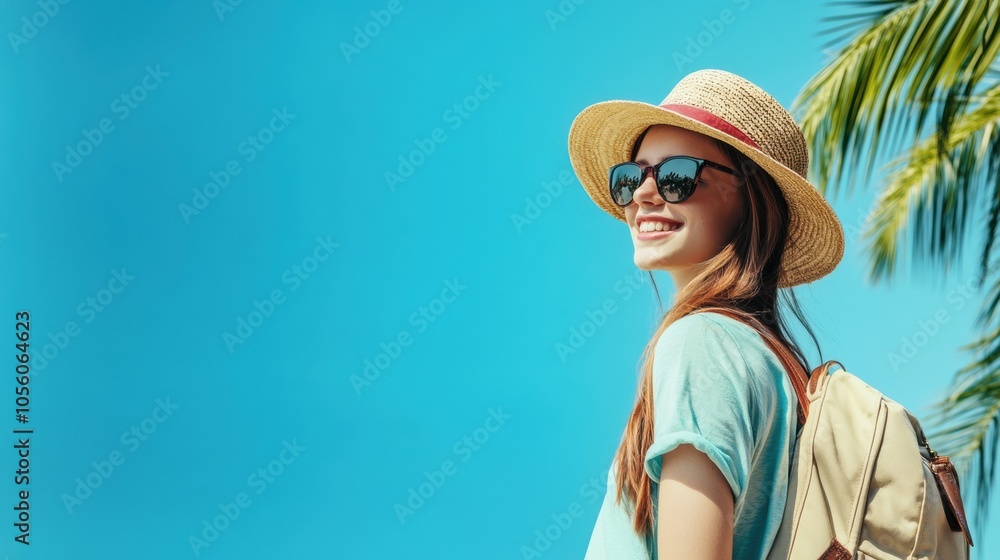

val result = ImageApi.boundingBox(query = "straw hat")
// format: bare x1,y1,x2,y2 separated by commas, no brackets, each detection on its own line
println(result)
567,68,844,288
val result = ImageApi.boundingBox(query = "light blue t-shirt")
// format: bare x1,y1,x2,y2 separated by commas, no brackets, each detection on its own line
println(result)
584,311,799,560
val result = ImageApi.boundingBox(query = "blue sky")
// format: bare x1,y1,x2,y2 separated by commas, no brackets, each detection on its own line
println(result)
0,0,996,558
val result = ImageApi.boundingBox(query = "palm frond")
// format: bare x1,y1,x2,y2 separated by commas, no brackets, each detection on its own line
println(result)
858,84,1000,285
794,0,1000,199
979,257,1000,326
976,130,1000,289
921,321,1000,541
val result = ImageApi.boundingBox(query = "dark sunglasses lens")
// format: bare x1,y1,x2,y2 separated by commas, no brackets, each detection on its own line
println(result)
657,159,699,202
609,164,642,206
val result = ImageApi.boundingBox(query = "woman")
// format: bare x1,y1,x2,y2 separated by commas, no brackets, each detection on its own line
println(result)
567,69,845,559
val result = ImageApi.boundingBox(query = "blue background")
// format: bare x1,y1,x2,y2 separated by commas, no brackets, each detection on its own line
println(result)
0,0,996,558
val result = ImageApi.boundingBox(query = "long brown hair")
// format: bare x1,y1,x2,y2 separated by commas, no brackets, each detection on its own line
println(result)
612,125,824,538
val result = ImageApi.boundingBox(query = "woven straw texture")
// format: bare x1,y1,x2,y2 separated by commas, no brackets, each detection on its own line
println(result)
567,69,844,288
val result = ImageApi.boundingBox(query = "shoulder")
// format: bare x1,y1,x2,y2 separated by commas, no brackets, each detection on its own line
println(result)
653,312,752,378
660,311,774,351
654,311,783,388
655,311,751,355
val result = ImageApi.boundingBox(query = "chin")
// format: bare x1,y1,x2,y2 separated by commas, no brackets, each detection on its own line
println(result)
636,244,694,269
633,253,671,271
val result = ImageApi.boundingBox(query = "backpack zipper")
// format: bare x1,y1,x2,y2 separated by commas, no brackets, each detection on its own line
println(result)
920,432,939,459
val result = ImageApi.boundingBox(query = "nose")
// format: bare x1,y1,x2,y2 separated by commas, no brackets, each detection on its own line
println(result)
630,167,661,207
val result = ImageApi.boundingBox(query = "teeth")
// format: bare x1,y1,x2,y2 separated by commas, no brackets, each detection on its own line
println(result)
639,221,682,232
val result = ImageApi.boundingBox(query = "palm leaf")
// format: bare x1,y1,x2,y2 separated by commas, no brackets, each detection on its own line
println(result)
859,84,1000,284
921,317,1000,542
794,0,1000,200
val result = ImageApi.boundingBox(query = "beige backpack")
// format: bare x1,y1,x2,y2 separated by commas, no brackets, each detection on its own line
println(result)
707,309,975,559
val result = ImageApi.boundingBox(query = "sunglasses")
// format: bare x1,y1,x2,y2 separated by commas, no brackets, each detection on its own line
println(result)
608,155,740,206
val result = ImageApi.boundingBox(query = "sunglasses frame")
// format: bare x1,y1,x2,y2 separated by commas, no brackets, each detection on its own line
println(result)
608,155,741,206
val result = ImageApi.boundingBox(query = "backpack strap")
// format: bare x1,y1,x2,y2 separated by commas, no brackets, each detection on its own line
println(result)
694,308,811,427
808,360,844,396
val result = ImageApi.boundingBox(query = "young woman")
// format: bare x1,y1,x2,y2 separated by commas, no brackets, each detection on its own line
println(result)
567,69,845,559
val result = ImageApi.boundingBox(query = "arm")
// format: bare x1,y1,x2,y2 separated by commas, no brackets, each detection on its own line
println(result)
656,445,735,560
645,314,758,559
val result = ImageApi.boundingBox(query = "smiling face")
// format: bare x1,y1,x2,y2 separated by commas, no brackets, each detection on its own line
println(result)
622,124,747,289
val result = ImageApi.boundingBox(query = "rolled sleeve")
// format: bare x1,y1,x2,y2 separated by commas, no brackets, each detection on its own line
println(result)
642,313,759,506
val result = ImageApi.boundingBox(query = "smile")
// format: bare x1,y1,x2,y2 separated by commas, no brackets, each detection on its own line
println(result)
635,217,684,241
636,224,683,240
638,221,682,232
